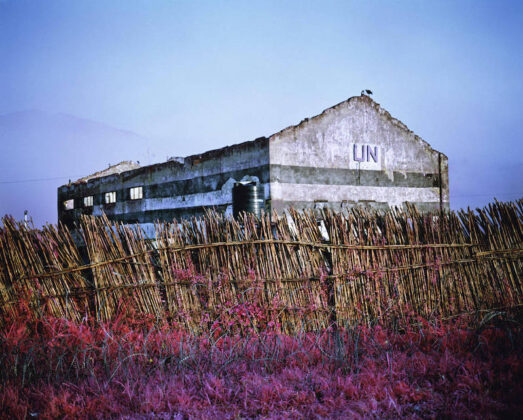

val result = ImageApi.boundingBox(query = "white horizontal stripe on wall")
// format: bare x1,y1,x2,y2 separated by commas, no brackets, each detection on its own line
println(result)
91,183,270,214
270,183,446,207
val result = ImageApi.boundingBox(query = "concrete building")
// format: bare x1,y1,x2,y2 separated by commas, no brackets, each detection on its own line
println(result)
58,94,449,227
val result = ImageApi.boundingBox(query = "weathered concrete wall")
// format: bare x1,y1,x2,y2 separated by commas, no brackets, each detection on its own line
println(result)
58,95,449,226
58,138,270,226
268,95,449,213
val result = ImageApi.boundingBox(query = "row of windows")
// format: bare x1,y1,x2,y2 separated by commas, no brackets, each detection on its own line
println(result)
63,187,143,210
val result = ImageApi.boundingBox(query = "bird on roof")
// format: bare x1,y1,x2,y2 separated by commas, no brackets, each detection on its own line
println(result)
361,89,373,96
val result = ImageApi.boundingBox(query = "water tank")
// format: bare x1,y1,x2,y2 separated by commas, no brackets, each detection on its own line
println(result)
232,182,264,218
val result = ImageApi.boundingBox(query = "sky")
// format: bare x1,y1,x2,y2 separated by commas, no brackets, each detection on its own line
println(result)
0,0,522,225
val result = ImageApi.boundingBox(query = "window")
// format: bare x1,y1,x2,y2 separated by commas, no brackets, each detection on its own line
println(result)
130,186,143,200
63,199,74,210
84,196,94,207
105,191,117,204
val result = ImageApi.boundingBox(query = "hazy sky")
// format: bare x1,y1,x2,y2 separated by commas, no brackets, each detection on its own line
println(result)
1,0,522,224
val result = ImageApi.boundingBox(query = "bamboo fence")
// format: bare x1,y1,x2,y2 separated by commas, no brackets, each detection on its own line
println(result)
0,200,521,332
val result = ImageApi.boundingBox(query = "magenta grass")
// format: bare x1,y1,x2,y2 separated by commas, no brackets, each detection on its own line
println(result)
1,303,522,419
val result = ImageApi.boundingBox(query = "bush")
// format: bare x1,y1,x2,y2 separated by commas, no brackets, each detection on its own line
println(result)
0,300,522,419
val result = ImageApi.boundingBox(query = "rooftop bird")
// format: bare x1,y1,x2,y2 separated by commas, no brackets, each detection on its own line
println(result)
361,89,373,96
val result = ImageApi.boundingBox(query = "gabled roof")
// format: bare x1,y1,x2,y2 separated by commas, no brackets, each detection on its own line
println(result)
68,94,444,186
269,94,445,158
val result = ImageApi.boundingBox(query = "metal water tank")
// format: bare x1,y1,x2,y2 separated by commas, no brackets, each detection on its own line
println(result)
232,182,264,218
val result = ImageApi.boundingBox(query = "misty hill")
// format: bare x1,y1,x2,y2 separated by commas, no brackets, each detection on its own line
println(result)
0,110,154,226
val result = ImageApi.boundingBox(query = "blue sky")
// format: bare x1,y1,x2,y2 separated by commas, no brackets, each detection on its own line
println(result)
1,0,522,224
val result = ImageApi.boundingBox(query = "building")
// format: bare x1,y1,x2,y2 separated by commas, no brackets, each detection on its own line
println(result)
58,94,449,227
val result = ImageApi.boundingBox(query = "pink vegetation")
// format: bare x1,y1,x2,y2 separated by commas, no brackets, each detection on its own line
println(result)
0,304,521,419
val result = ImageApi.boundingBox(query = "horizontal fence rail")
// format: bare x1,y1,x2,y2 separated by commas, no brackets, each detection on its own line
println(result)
0,200,522,332
8,241,517,283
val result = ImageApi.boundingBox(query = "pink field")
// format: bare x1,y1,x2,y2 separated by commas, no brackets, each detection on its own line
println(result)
1,302,522,419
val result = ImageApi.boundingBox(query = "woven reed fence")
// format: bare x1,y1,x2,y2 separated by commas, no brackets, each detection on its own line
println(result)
0,200,521,332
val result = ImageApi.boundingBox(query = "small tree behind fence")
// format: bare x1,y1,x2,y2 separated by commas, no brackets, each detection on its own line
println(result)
0,200,521,332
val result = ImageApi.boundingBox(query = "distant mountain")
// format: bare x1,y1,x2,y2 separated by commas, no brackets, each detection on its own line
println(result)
0,110,154,226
